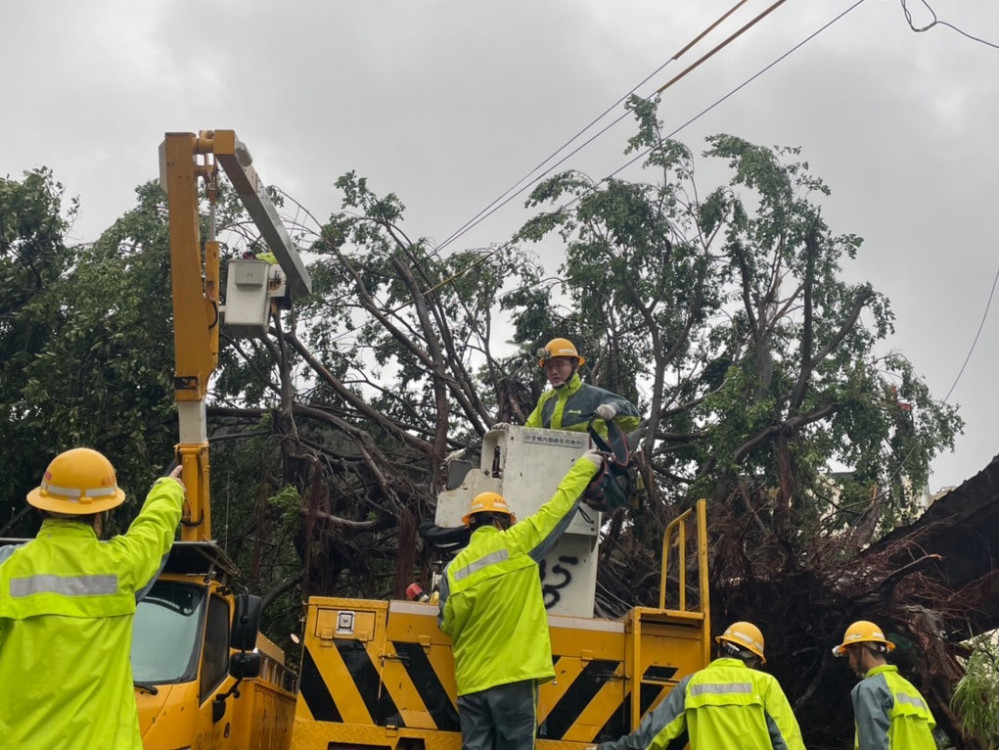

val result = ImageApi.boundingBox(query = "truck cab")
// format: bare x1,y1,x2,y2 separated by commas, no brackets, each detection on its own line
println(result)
134,541,297,750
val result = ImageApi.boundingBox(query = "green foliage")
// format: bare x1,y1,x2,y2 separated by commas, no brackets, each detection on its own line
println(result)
952,637,999,747
512,97,962,539
300,171,551,436
0,169,78,523
20,182,177,505
0,176,213,533
268,484,303,525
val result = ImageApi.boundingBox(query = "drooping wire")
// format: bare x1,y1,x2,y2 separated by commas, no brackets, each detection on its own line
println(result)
941,261,999,405
901,0,999,49
877,259,998,497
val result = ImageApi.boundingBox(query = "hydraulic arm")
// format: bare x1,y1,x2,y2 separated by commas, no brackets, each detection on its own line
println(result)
159,129,310,541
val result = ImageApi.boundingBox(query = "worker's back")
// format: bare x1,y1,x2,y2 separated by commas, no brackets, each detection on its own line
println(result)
0,477,182,749
442,524,554,696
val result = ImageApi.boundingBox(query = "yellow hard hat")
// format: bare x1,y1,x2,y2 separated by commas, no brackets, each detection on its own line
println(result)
716,621,766,663
832,620,895,657
27,448,127,515
462,491,516,527
537,337,585,368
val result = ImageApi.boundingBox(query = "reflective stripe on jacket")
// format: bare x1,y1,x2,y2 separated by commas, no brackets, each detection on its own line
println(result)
0,478,184,750
598,658,805,750
526,373,641,436
438,456,598,696
852,664,936,750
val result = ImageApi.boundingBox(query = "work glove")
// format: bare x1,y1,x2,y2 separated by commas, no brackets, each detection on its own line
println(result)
580,449,605,468
491,422,510,431
595,403,617,421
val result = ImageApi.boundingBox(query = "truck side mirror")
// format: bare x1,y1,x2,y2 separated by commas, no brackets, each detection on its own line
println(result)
232,594,262,652
230,651,262,680
208,654,261,725
210,618,263,724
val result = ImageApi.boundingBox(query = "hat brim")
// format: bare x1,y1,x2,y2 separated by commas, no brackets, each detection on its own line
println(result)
716,635,766,664
27,487,126,515
832,638,895,657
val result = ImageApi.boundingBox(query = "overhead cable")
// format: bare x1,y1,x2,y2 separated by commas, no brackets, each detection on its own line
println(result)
565,0,868,208
941,261,999,405
901,0,999,49
432,0,758,257
652,0,792,97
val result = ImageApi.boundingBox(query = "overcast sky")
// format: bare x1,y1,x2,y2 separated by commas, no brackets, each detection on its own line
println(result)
2,1,996,493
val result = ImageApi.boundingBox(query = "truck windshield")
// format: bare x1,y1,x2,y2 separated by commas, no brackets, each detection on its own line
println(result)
131,580,205,684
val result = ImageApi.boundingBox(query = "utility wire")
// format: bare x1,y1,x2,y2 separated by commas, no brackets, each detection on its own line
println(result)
312,1,852,352
432,0,760,257
652,0,792,97
433,0,997,255
901,0,999,49
561,0,869,211
877,257,998,496
941,261,999,405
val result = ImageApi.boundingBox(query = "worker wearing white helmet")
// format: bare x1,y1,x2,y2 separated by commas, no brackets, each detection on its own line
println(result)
833,620,936,749
523,337,641,438
597,621,804,750
0,448,186,749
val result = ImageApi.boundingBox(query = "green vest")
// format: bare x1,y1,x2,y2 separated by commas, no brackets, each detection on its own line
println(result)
0,478,183,749
439,457,597,696
526,373,641,436
852,664,936,750
599,658,805,750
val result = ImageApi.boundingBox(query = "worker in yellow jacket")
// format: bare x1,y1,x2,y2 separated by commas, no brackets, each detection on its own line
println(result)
523,338,641,437
439,451,602,750
597,621,805,750
833,620,937,750
0,448,185,750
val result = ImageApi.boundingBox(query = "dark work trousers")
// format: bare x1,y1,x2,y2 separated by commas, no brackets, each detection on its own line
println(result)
457,679,539,750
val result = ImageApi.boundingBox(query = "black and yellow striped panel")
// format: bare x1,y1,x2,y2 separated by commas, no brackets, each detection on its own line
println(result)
296,598,704,746
298,599,459,731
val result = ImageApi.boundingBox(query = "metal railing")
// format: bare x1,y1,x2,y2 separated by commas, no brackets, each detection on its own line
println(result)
659,498,709,615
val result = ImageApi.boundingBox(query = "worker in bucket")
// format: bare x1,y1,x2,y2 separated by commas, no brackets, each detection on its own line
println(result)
596,621,805,750
0,448,186,749
832,620,937,749
438,450,604,750
510,337,640,437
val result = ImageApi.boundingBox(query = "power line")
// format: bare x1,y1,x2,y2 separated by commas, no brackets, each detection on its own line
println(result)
435,0,997,256
877,257,998,494
652,0,792,98
901,0,999,50
435,0,999,257
431,0,760,257
941,261,999,405
562,0,869,210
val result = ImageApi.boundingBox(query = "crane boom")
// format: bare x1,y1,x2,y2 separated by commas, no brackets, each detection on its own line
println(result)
159,129,310,542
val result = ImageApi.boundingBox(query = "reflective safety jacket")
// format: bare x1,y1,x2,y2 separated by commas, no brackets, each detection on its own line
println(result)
0,478,184,750
598,658,805,750
526,373,641,436
852,664,937,750
438,456,598,696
